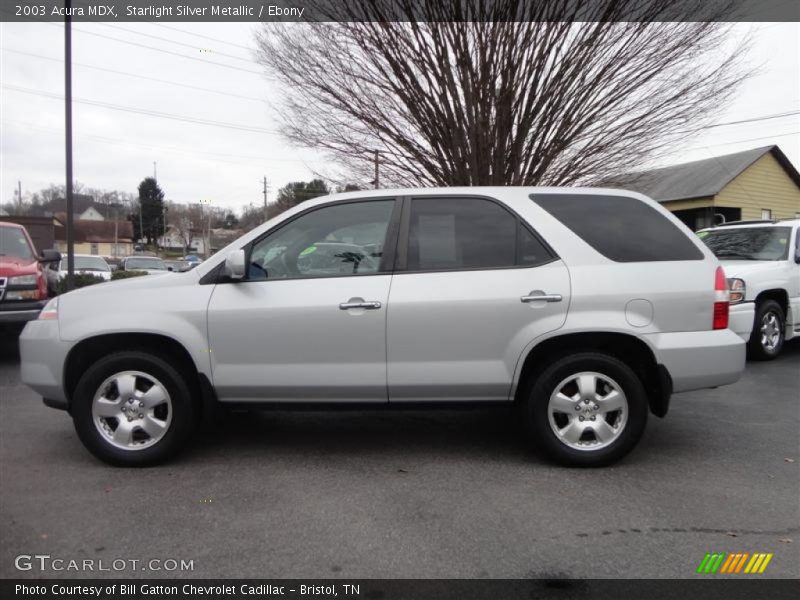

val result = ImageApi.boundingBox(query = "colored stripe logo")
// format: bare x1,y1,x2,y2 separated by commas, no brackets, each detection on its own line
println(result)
697,552,773,574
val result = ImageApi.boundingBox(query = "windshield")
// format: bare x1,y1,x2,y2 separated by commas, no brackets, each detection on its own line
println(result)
62,256,110,271
0,227,34,260
126,258,166,270
697,227,791,261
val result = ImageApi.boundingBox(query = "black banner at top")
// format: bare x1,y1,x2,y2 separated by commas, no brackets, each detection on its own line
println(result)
2,0,799,23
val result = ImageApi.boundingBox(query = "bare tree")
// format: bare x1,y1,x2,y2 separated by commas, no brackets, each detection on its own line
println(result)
256,0,750,187
168,203,203,255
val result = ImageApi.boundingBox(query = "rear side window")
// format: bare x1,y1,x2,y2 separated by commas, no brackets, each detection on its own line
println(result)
532,194,703,262
407,197,554,271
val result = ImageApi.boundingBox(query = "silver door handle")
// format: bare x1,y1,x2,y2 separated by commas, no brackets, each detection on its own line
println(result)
521,292,563,303
339,300,382,310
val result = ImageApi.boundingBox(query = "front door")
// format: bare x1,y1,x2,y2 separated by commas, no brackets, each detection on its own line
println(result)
387,196,570,402
208,199,399,403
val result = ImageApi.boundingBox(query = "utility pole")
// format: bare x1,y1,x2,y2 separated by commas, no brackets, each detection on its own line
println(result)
64,0,75,291
263,176,270,222
373,150,380,189
153,161,157,181
17,181,21,209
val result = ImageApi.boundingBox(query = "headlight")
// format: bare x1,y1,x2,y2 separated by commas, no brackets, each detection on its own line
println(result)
727,278,746,304
5,290,40,300
38,297,59,320
8,274,38,286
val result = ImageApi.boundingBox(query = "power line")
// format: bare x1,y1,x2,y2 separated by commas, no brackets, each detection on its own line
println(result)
2,83,280,135
2,118,325,165
149,22,255,52
1,47,267,103
93,22,256,65
681,111,800,133
41,22,263,76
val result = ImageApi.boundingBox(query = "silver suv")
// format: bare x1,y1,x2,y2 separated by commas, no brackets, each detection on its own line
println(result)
20,188,745,467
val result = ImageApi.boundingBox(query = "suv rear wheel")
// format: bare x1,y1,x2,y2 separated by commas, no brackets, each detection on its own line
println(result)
71,351,195,467
524,353,648,467
748,299,785,361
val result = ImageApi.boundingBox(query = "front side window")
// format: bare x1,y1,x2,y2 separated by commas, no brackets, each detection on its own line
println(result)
248,200,395,281
407,197,551,271
697,227,792,261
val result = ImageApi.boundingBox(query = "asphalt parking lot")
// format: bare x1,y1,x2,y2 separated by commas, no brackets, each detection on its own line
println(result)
1,334,798,579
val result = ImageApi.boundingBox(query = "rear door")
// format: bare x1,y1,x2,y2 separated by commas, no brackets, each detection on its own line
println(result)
386,195,570,403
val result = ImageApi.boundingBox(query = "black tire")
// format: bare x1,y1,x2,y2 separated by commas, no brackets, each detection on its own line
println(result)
524,352,648,467
747,299,785,361
72,351,195,467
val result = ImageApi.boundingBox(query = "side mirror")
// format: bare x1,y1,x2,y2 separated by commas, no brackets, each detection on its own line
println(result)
39,249,61,263
224,249,246,280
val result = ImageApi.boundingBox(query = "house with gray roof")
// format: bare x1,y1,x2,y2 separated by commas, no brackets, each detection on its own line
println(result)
603,145,800,230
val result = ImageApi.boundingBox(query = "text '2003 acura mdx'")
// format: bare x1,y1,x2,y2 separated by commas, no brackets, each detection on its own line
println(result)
20,188,745,467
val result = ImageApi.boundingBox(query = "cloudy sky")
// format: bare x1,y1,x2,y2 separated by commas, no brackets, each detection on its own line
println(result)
0,21,798,213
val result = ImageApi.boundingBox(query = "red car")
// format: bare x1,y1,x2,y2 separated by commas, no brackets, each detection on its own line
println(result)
0,221,60,325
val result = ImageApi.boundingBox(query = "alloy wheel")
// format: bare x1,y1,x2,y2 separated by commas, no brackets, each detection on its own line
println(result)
92,370,172,451
547,371,628,451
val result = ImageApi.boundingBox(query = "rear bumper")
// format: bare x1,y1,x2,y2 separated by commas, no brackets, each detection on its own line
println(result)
643,329,745,393
19,319,72,405
0,300,46,323
729,301,755,342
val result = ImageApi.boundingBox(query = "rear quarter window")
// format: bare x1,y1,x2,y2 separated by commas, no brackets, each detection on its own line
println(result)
531,193,704,262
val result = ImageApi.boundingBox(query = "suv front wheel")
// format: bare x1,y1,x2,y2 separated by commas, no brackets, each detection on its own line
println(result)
524,353,648,467
748,299,785,361
71,351,195,467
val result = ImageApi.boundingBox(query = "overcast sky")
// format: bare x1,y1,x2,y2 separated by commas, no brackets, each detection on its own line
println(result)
0,21,798,213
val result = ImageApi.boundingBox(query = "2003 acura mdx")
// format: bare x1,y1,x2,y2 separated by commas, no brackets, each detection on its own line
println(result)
20,188,746,467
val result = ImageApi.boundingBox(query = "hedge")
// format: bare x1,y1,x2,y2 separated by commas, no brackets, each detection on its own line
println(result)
111,270,148,281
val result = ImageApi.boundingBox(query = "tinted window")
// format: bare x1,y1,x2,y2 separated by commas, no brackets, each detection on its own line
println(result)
248,200,395,280
532,194,703,262
518,225,554,266
697,227,791,261
408,198,540,271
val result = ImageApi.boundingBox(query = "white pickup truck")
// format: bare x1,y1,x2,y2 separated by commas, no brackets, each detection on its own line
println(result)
698,219,800,360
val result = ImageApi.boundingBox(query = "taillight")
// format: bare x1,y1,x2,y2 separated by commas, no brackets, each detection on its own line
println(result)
713,266,729,330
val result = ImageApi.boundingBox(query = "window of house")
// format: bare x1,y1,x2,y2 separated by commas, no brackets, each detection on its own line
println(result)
90,243,99,255
248,200,395,281
406,197,554,271
761,209,772,220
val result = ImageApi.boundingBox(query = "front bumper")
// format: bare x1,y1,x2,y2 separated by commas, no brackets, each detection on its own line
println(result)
643,329,745,393
19,319,73,407
729,301,755,342
0,299,47,323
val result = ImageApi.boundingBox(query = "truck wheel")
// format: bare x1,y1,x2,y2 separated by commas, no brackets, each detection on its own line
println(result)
71,351,195,467
524,353,648,467
748,300,784,361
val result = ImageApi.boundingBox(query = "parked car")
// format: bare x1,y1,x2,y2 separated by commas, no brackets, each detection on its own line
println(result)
20,188,745,467
46,254,112,295
119,256,170,275
697,219,800,360
0,221,59,325
164,260,192,272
